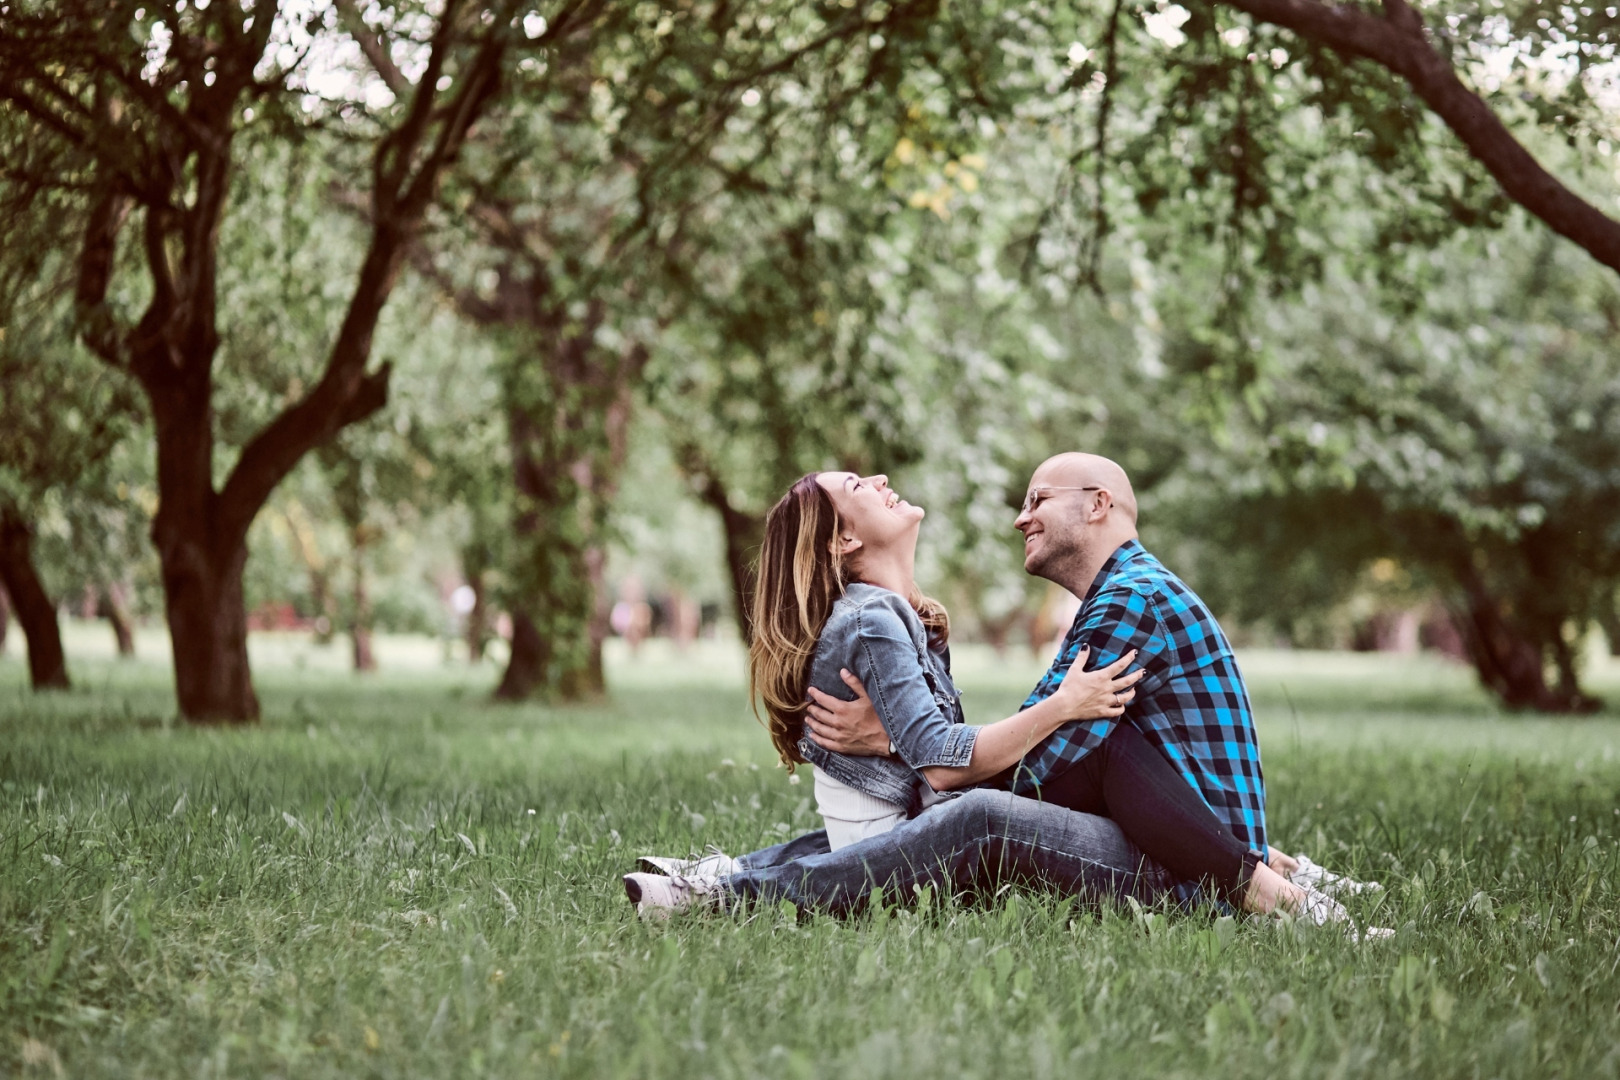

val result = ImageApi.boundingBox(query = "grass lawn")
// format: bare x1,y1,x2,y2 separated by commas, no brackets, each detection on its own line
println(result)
3,624,1619,1078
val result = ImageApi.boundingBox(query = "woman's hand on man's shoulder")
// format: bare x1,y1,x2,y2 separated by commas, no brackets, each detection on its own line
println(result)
1051,647,1145,720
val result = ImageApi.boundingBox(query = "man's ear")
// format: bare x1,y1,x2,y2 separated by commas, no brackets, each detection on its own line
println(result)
1088,489,1113,522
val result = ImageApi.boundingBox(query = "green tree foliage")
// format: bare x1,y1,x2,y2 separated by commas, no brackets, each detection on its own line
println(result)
1167,218,1620,709
646,0,1058,641
406,0,1038,691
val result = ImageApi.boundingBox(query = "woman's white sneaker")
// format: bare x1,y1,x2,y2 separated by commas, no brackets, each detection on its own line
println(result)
623,872,721,918
635,847,742,879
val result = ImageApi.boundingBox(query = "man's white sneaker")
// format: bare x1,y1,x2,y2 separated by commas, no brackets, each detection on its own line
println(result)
622,872,721,919
1286,883,1392,943
1297,884,1350,926
636,846,742,879
1288,854,1382,897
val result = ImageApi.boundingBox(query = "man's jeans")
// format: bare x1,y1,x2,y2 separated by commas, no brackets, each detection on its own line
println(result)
721,789,1176,914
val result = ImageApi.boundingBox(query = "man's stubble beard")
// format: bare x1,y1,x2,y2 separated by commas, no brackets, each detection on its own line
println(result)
1025,528,1090,592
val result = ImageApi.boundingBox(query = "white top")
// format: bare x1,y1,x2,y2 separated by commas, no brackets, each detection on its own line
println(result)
813,766,948,850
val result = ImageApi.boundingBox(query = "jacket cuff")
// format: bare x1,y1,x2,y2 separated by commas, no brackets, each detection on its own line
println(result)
934,723,978,768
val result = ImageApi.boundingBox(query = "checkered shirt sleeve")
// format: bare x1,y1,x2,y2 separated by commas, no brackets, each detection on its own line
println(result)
1010,544,1269,855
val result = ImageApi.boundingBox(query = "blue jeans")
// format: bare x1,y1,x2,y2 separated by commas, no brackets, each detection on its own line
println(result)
722,789,1176,914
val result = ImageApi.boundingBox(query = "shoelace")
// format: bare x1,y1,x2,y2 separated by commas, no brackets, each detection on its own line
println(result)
1289,855,1382,896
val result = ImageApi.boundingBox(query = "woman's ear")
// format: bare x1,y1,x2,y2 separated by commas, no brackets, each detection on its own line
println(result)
835,532,863,558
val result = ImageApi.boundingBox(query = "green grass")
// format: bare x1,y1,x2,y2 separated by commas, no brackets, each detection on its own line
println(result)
3,626,1620,1078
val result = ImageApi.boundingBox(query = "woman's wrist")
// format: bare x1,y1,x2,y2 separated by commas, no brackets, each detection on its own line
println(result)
1030,693,1074,735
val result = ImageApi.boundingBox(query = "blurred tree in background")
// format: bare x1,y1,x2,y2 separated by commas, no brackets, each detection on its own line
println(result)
1170,220,1620,710
0,0,516,720
0,118,146,690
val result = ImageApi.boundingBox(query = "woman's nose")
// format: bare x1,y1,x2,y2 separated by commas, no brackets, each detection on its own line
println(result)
869,474,889,489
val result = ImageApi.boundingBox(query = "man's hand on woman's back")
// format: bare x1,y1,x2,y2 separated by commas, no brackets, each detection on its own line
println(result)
805,670,892,756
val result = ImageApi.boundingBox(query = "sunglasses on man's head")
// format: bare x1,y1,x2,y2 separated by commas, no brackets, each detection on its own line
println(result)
1020,485,1101,515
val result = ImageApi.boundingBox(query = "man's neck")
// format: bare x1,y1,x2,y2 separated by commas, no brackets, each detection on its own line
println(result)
1055,532,1138,598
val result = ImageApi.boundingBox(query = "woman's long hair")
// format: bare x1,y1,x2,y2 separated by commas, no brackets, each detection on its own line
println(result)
748,473,949,769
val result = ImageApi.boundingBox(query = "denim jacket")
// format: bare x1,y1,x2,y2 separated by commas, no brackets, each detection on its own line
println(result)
797,583,978,816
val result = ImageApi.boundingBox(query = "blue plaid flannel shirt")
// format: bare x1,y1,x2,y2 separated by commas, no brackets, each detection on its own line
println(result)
1011,540,1269,874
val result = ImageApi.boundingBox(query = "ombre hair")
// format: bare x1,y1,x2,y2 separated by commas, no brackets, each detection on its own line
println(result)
748,472,949,769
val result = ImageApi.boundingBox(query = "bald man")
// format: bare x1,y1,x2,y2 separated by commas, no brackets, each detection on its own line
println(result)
1002,453,1269,864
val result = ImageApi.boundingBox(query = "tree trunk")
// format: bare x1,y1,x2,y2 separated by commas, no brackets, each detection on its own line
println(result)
1597,599,1620,658
283,506,337,643
1448,575,1601,713
978,608,1022,657
714,500,765,645
97,583,136,658
465,568,490,662
350,528,376,673
495,610,548,699
676,446,765,644
494,402,607,702
157,529,259,723
495,577,606,700
0,580,10,652
459,534,495,662
582,542,610,687
311,568,337,645
0,509,70,690
488,284,644,703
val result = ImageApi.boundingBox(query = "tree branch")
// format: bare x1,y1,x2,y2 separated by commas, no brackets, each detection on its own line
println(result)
216,358,393,546
1084,0,1125,295
374,0,462,208
216,8,512,546
73,187,135,369
334,0,411,98
397,31,508,216
1219,0,1620,275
